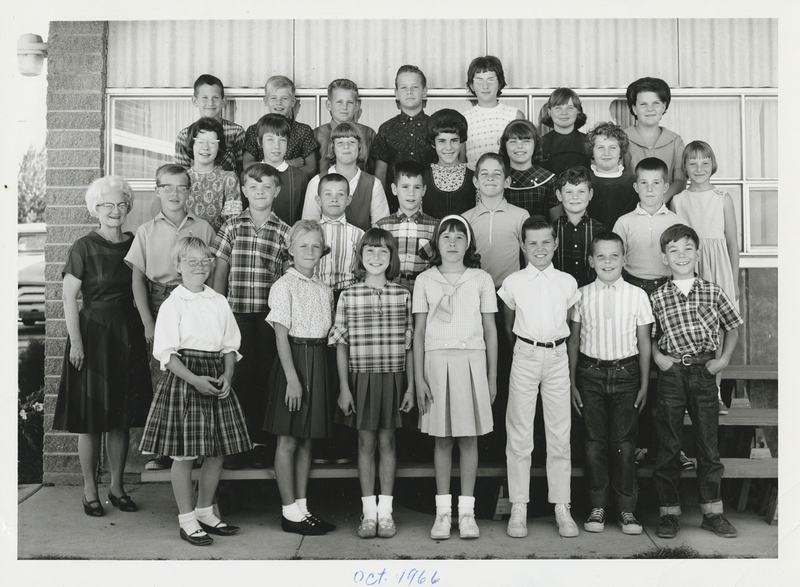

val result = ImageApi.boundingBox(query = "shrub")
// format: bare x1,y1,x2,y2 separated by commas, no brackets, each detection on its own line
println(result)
18,340,45,484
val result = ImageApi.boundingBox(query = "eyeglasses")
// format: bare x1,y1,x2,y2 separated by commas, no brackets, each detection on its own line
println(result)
95,202,131,213
473,76,498,87
180,257,215,268
194,140,220,148
157,185,191,195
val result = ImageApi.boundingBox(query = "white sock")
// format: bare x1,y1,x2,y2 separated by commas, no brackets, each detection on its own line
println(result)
195,505,226,528
296,498,309,517
362,495,378,520
458,495,475,519
282,502,304,522
178,511,205,535
377,494,393,518
435,494,452,516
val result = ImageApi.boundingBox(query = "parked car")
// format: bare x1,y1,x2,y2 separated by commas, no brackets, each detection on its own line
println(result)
18,223,46,326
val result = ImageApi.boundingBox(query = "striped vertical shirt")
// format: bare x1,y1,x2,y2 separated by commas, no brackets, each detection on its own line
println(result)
315,215,365,291
553,214,607,288
376,210,439,277
571,277,655,360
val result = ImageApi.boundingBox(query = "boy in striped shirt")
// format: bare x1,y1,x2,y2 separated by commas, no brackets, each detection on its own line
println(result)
567,231,654,536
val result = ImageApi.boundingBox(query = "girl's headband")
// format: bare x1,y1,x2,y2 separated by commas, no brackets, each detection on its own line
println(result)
439,215,471,248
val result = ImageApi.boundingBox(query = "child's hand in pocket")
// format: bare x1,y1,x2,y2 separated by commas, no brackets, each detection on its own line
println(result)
654,352,678,372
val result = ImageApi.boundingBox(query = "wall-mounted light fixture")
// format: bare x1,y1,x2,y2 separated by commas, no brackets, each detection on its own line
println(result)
18,34,48,77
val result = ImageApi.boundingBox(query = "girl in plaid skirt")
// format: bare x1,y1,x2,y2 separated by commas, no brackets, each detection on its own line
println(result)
140,237,251,546
330,228,415,539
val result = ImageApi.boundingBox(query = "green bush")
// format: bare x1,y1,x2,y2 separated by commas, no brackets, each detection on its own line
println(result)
18,341,45,484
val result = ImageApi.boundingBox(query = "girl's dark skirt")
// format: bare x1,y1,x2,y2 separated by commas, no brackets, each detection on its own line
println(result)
335,371,405,431
53,305,152,434
139,349,252,457
264,338,334,439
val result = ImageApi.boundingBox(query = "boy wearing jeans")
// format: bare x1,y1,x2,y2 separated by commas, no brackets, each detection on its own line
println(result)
568,232,653,535
650,224,742,539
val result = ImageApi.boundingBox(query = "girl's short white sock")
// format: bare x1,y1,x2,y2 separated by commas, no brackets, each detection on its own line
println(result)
178,511,204,536
458,495,475,518
296,498,309,517
377,494,393,517
362,495,378,520
195,505,226,528
282,502,304,522
435,494,452,516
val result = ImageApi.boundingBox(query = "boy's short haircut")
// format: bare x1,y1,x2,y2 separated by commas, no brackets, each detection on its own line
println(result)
393,160,426,183
681,140,718,176
584,121,630,159
325,122,365,164
240,163,282,188
256,113,292,142
193,74,225,98
660,223,699,253
555,166,593,192
327,78,360,101
156,164,191,186
475,151,510,178
521,215,556,240
625,77,672,117
172,236,213,266
265,75,296,96
187,117,227,162
634,157,669,182
318,172,350,195
541,87,588,129
498,119,543,165
466,55,507,97
590,231,625,255
355,228,401,281
427,108,469,145
394,65,427,89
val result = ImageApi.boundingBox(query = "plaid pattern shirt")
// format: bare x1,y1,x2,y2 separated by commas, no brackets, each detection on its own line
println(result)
651,277,743,356
244,118,318,162
212,209,290,314
376,210,438,278
315,215,365,291
175,118,246,174
553,214,607,288
329,282,413,373
503,165,558,217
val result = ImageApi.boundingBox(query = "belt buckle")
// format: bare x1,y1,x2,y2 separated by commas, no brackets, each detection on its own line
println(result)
680,354,692,366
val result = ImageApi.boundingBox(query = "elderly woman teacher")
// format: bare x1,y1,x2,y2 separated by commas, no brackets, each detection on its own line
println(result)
53,175,153,516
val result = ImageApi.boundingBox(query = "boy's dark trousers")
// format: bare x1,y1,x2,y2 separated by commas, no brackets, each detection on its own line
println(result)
652,354,724,511
233,311,276,447
577,353,640,513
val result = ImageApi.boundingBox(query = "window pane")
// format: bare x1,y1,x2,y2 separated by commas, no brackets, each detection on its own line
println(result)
749,189,778,248
745,98,778,179
716,185,743,252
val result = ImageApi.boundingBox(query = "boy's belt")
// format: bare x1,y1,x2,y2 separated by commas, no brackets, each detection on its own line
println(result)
147,281,179,296
518,336,567,348
669,351,716,366
624,274,669,289
288,336,328,346
579,352,638,369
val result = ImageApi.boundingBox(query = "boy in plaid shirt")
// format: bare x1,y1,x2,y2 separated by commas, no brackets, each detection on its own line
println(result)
376,161,438,292
650,224,743,540
212,163,290,469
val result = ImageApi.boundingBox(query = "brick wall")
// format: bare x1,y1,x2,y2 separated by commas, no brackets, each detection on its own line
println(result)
42,21,108,485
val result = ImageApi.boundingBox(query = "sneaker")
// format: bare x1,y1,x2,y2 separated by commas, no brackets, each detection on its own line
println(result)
554,503,579,537
430,513,451,540
657,514,680,538
458,513,480,539
634,447,648,466
679,451,696,470
701,513,737,538
144,455,171,470
357,516,377,538
583,507,606,533
718,399,729,415
617,511,643,535
377,516,396,538
507,502,528,538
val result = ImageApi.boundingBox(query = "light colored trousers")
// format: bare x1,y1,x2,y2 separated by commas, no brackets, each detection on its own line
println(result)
505,340,572,504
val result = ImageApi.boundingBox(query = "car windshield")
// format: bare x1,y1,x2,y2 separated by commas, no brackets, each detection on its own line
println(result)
19,234,45,253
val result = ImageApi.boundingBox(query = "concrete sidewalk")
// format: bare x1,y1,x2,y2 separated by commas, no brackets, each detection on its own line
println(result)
18,479,778,560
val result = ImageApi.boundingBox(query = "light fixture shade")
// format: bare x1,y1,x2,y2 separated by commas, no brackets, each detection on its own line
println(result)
18,34,47,77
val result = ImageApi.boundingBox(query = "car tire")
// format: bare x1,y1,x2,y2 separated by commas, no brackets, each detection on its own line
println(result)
22,319,36,326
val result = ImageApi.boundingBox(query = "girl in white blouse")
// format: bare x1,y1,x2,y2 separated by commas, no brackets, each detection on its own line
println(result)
140,237,251,547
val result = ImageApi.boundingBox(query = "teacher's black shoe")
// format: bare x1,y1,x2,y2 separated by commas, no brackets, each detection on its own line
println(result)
82,496,104,517
108,491,137,512
180,528,213,546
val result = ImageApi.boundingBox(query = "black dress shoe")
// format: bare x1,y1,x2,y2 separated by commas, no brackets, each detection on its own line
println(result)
281,515,327,535
223,452,246,470
82,496,104,517
250,445,271,469
180,528,213,546
306,512,336,532
108,491,137,512
199,520,241,536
